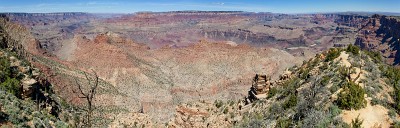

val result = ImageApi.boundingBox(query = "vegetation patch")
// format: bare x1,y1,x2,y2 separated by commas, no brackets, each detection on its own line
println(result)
325,48,342,62
336,81,366,110
346,44,360,56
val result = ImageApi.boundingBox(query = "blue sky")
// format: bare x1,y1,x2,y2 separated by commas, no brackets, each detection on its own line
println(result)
1,0,399,13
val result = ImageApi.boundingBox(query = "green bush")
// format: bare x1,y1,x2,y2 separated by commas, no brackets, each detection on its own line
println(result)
330,83,340,93
321,75,331,86
325,48,341,62
283,94,297,110
351,115,363,128
267,87,277,99
214,100,223,108
299,68,310,79
55,121,69,128
363,50,382,63
336,81,366,110
346,44,360,56
319,62,328,70
0,54,24,98
301,109,328,128
268,103,284,119
0,77,21,97
329,105,342,117
388,109,397,119
281,77,300,96
393,121,400,128
381,65,400,112
0,56,11,82
338,66,350,79
393,88,400,110
223,107,228,114
381,66,400,86
276,118,292,128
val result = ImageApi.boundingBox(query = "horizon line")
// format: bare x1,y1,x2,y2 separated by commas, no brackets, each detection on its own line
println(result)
1,10,400,15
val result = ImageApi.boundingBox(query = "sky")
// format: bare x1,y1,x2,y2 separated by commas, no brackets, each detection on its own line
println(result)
0,0,399,14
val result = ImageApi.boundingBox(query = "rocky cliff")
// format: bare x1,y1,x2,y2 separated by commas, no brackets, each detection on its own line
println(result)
335,14,400,65
4,12,92,27
4,12,398,127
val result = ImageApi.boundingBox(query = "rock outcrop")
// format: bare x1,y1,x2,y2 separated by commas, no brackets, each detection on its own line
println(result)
247,74,271,102
336,14,400,65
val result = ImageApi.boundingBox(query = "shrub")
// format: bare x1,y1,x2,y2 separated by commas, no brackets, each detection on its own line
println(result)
268,103,284,118
388,109,397,119
276,118,292,128
329,105,341,117
0,56,11,82
336,81,366,110
321,75,331,86
346,44,360,56
363,50,382,63
267,87,277,99
393,121,400,128
301,109,326,128
299,68,310,79
325,48,341,62
223,107,229,114
215,100,223,108
319,62,328,70
283,94,297,110
338,66,350,79
330,83,340,93
382,66,400,86
351,115,363,128
393,88,400,110
229,100,235,106
281,77,300,96
310,57,320,67
245,118,266,127
0,77,21,97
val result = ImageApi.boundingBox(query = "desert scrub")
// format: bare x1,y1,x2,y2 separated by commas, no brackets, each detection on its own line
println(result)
351,115,363,128
299,68,310,79
280,77,300,96
0,77,21,97
0,90,69,127
363,50,382,63
336,81,366,110
267,87,277,99
364,80,381,96
320,75,331,86
337,66,350,80
283,94,297,110
325,48,341,62
214,100,223,108
393,87,400,110
223,107,229,114
346,44,360,56
276,118,293,128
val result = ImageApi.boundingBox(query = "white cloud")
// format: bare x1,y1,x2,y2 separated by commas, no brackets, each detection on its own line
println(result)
212,2,225,6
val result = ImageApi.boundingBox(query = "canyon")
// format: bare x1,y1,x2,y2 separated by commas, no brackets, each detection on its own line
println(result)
1,11,400,126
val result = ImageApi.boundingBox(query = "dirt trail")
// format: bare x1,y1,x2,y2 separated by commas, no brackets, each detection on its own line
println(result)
341,98,392,128
335,51,392,127
336,51,351,67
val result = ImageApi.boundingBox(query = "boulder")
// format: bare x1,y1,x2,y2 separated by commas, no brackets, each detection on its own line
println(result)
21,77,37,98
9,56,21,67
